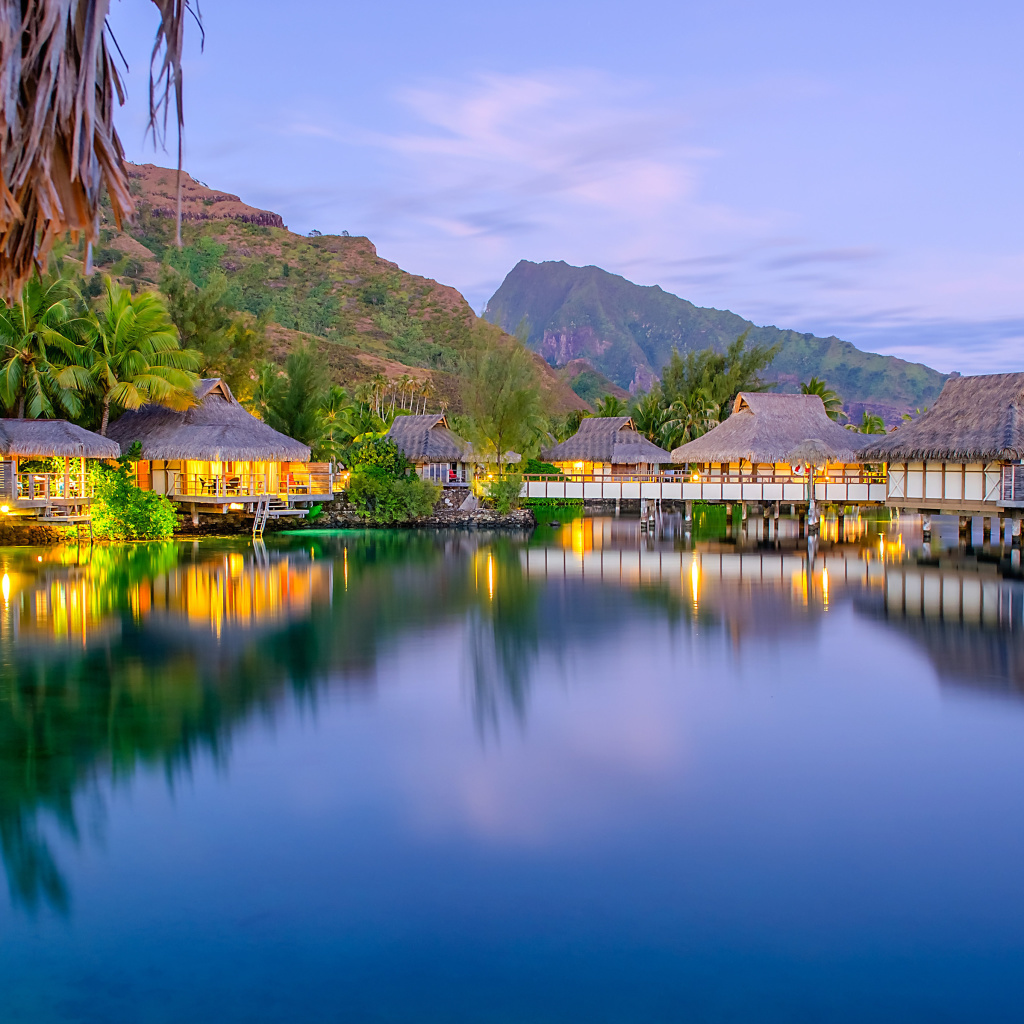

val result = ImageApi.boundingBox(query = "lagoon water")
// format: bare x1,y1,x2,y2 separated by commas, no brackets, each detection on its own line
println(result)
3,514,1024,1022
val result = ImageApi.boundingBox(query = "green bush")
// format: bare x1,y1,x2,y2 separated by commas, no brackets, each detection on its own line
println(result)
90,447,178,540
486,473,523,515
342,438,409,476
523,457,563,476
347,469,439,524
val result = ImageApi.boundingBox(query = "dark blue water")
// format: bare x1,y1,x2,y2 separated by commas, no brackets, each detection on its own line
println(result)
3,516,1024,1022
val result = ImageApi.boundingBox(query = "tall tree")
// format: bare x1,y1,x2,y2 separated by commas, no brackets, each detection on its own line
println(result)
89,280,199,435
162,270,265,399
0,275,90,418
661,331,779,420
461,343,544,473
800,376,845,421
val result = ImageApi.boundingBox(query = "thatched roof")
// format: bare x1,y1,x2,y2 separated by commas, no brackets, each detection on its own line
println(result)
385,414,520,465
543,416,671,464
860,373,1024,462
107,379,311,462
0,419,120,459
671,393,869,464
386,414,469,462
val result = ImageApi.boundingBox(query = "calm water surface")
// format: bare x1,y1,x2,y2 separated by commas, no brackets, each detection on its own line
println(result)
3,512,1024,1022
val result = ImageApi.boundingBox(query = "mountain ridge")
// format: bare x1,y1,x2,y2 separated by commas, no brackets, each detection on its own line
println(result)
89,165,588,416
485,259,946,423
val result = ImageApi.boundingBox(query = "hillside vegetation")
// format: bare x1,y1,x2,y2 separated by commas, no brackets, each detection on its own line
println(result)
485,260,946,423
92,165,586,415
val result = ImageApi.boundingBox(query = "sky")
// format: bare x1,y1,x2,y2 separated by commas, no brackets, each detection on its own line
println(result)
106,0,1024,374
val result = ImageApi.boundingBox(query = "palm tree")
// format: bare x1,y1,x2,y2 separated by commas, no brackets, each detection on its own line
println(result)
631,390,669,444
662,389,720,448
594,394,629,417
369,372,388,418
800,377,844,421
848,411,887,435
0,3,197,298
89,280,199,435
0,275,91,418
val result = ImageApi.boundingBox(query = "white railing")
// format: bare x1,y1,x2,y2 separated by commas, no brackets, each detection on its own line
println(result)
520,470,888,504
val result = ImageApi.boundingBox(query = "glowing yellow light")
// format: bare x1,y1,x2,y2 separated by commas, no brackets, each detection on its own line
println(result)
691,472,700,482
690,558,700,606
343,546,348,591
36,555,42,562
487,553,494,600
2,573,9,602
0,506,8,514
822,567,829,609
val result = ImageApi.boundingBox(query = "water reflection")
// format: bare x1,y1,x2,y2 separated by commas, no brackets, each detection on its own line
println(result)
3,514,1024,918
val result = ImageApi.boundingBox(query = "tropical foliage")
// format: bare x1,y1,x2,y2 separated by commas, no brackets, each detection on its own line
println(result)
800,376,845,421
0,274,90,418
90,280,199,434
460,343,545,473
848,411,887,434
344,439,439,523
486,474,523,514
90,443,179,540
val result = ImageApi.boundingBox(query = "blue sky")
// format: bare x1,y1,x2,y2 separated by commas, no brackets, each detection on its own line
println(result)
107,0,1024,373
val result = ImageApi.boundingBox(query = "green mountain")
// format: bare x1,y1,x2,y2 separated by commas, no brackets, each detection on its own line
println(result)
485,260,946,422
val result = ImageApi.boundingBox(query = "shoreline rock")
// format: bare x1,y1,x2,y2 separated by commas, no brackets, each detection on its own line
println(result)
169,500,537,536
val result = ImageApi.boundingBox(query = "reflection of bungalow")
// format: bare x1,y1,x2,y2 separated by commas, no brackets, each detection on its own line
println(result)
386,414,493,486
670,393,879,504
861,373,1024,516
108,379,339,521
542,416,670,476
0,419,120,522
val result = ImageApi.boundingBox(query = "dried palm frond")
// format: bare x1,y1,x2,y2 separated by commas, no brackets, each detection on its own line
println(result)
0,0,199,300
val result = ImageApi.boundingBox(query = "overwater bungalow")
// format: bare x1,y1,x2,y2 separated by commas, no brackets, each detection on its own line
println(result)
108,378,339,521
385,413,521,485
861,372,1024,520
0,419,120,522
542,416,671,478
670,392,881,506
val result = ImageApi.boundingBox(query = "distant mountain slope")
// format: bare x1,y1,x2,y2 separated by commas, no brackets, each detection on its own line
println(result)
88,165,586,416
485,260,946,422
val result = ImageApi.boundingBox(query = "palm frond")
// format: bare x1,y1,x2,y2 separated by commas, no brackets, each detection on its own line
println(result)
0,1,200,298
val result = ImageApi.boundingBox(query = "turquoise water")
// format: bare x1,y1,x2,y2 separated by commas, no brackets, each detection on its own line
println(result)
2,516,1024,1021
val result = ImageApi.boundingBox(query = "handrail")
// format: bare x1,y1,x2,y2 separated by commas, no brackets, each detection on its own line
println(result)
173,469,334,499
521,468,887,485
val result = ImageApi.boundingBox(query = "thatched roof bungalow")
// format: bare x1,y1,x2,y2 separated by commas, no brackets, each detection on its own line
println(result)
671,393,868,466
860,373,1024,512
385,414,519,485
0,420,120,459
542,416,670,476
0,419,120,520
664,393,884,507
108,379,336,511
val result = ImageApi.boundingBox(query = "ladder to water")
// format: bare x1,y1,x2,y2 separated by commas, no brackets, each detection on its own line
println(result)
252,498,305,537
